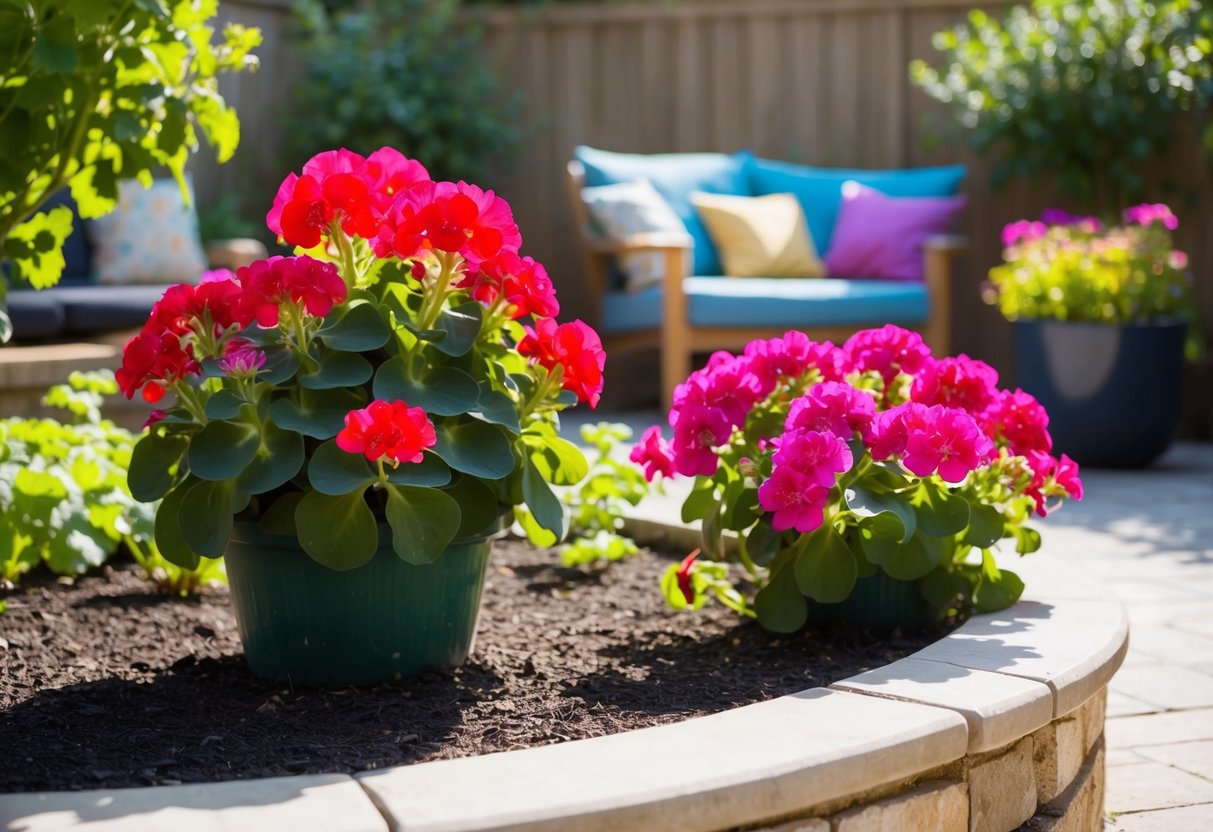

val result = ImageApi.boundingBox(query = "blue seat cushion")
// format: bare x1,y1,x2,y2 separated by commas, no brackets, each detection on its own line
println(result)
49,285,168,335
743,156,967,255
601,278,929,334
7,290,67,341
574,146,750,277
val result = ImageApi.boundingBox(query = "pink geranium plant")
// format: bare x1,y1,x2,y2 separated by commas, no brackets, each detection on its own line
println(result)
124,147,602,570
631,325,1082,631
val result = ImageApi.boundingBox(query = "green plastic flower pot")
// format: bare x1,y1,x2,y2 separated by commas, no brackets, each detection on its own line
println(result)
224,520,503,686
808,569,934,631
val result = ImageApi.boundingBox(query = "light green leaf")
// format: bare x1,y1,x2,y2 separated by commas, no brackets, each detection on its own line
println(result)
521,456,566,541
4,207,73,289
384,485,461,564
963,503,1006,549
794,526,858,604
845,483,916,544
909,480,972,538
295,488,378,571
882,531,950,581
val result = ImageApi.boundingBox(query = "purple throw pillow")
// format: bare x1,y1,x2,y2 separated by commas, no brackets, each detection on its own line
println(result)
823,182,966,280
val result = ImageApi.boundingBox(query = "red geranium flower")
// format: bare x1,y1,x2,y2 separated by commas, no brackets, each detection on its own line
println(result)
518,318,605,408
116,329,199,401
335,400,437,464
267,149,395,248
235,256,347,328
379,181,522,267
364,147,430,212
457,251,560,319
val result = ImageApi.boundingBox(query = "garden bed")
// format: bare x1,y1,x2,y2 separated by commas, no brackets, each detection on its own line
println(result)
0,540,942,792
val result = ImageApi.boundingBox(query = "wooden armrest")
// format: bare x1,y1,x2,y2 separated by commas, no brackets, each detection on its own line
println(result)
923,234,969,255
582,232,693,256
205,238,268,271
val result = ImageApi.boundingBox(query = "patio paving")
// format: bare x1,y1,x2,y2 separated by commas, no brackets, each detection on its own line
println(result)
571,412,1213,831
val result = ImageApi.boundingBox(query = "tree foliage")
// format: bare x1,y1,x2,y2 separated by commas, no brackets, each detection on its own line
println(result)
0,0,260,340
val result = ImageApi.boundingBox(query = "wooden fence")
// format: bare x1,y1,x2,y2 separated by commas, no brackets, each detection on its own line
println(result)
203,0,1213,414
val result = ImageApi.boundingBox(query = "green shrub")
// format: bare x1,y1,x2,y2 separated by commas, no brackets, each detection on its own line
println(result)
558,423,648,569
911,0,1213,210
0,371,223,595
285,0,517,184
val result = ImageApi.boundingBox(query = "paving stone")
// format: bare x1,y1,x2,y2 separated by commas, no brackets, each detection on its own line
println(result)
357,688,967,832
967,736,1036,832
1124,626,1213,664
1110,666,1213,710
1106,749,1146,766
1105,762,1213,814
832,780,967,832
1133,739,1213,782
1112,803,1213,831
1105,691,1160,719
1106,707,1213,753
831,657,1053,754
0,774,387,832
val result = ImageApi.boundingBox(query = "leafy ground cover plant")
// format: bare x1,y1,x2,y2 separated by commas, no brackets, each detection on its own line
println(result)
556,423,646,569
0,1,260,339
631,325,1083,632
990,204,1198,329
0,371,221,595
121,147,603,571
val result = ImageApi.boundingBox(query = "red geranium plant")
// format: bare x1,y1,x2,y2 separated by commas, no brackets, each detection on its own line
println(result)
124,148,601,570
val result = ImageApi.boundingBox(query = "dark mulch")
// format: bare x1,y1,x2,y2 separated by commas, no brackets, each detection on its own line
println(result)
0,540,944,792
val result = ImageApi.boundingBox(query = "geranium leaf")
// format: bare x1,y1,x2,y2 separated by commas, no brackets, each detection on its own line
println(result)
521,456,566,541
384,453,452,487
882,531,950,581
909,480,971,538
522,431,588,486
373,358,480,416
154,482,200,570
237,422,304,495
178,478,237,558
443,475,501,539
295,488,378,571
307,439,375,496
299,350,372,390
754,562,808,634
259,347,301,385
384,484,461,565
203,389,246,421
974,552,1025,612
319,301,391,351
269,387,366,440
963,503,1006,549
794,525,858,604
471,385,520,433
431,301,483,357
432,419,514,479
845,483,916,544
128,430,187,502
258,492,304,537
188,419,259,481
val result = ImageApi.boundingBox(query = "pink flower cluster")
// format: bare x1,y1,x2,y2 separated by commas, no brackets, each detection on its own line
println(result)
1002,210,1103,248
630,325,1085,535
1124,203,1179,231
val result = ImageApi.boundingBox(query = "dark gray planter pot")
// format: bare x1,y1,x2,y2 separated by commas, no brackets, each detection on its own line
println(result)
1014,319,1187,469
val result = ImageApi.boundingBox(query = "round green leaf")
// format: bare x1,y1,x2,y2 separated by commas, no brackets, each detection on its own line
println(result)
203,389,246,421
432,419,514,479
128,430,187,502
974,552,1025,612
521,456,566,541
296,488,378,570
443,475,502,539
431,301,484,357
299,350,372,390
178,478,237,558
258,491,304,536
963,503,1006,549
307,439,376,496
238,423,305,495
845,483,916,544
384,484,462,564
269,387,366,440
319,301,391,351
385,453,452,487
374,358,481,416
522,432,589,486
794,526,858,604
153,482,200,570
882,531,950,581
259,347,301,385
754,563,808,634
472,386,521,433
188,419,260,481
910,481,972,538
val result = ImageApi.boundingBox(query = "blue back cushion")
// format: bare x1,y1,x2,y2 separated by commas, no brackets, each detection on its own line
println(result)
743,156,967,254
41,189,94,285
574,146,750,276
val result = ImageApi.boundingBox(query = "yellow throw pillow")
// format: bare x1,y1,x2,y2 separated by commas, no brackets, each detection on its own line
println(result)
690,192,825,278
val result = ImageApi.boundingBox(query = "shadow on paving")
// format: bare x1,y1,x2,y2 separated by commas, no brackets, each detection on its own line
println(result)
0,654,502,792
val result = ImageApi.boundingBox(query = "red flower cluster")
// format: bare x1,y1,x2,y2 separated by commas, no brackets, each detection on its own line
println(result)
234,256,347,327
376,180,522,268
518,318,606,409
336,400,437,464
456,251,559,320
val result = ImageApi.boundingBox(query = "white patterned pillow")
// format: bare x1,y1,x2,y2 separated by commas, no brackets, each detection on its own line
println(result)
581,178,692,292
88,178,209,285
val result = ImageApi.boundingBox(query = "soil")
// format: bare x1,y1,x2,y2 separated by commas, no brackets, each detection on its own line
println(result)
0,540,945,792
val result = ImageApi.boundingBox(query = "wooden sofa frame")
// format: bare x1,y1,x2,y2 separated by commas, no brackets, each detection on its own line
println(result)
565,160,967,409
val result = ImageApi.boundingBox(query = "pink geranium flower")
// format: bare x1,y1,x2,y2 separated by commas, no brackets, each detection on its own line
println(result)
1124,203,1179,231
910,354,1000,415
629,426,675,482
235,256,348,328
785,381,877,441
985,388,1052,455
841,324,932,382
1002,219,1047,247
900,405,993,483
757,466,831,534
517,318,606,408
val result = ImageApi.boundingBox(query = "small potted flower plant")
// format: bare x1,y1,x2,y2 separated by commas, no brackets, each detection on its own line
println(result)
630,325,1081,632
990,206,1198,468
122,148,603,685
